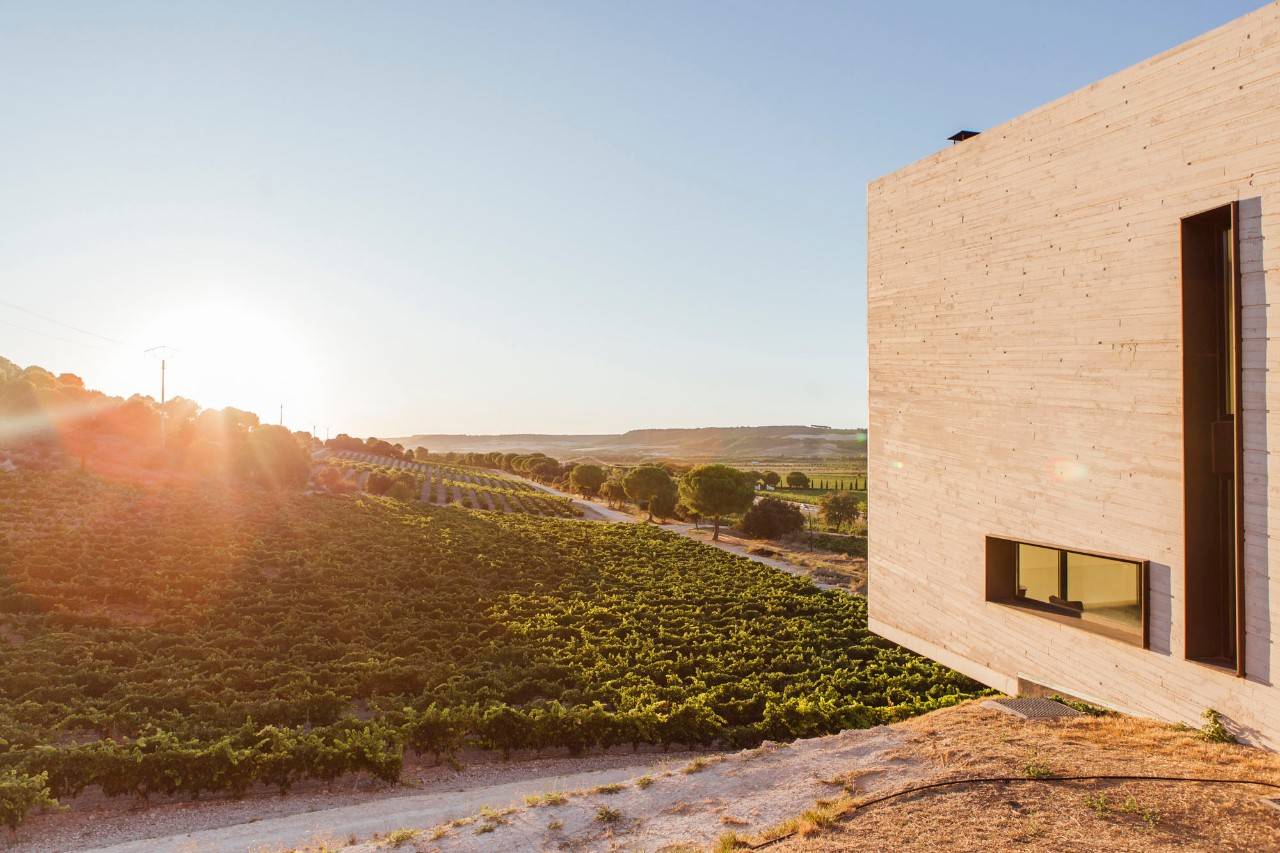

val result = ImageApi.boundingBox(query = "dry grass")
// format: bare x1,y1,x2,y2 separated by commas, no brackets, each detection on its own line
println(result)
380,827,419,848
524,790,569,807
771,701,1280,852
678,527,866,592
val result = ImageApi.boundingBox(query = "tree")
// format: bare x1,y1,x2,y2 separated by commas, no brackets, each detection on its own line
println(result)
740,498,806,539
569,464,606,497
530,459,561,482
600,479,628,509
315,466,355,494
818,492,863,532
678,464,754,541
650,479,678,521
386,478,417,501
367,471,394,495
786,471,810,489
675,501,702,528
743,471,763,489
242,425,310,488
763,471,781,489
623,465,675,522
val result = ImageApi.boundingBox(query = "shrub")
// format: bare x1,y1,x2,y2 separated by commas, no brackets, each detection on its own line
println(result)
386,480,416,502
0,770,59,831
384,828,420,847
1199,709,1237,743
740,498,805,540
785,471,810,489
367,471,394,495
1022,752,1052,779
817,492,862,532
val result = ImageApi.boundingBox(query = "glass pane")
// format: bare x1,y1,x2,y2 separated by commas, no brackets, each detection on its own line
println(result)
1017,544,1059,604
1065,552,1141,634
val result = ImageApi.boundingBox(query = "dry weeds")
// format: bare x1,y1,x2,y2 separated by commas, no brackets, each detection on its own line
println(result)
771,701,1280,852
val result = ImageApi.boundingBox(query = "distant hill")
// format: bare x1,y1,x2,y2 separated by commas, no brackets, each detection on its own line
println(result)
385,425,867,463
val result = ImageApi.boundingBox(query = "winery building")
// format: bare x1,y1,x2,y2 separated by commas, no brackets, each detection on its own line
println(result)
867,3,1280,746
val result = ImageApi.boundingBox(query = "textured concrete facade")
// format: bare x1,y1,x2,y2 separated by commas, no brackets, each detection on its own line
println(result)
868,4,1280,746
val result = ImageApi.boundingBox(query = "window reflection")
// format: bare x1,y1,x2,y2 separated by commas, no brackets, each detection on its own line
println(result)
1014,542,1141,637
1016,544,1058,602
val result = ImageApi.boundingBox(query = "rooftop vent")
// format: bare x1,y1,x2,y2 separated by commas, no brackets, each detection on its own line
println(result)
948,130,980,144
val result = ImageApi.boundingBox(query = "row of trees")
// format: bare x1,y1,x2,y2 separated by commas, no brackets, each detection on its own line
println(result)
1,357,312,487
324,436,580,491
316,435,868,537
564,460,867,540
734,471,865,492
566,462,758,541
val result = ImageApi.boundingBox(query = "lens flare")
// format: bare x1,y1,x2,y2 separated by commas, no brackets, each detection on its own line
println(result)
1049,459,1088,482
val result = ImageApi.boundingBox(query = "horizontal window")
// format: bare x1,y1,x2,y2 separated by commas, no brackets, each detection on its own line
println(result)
986,536,1148,647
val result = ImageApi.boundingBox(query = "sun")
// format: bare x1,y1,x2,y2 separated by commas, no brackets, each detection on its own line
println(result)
137,297,316,428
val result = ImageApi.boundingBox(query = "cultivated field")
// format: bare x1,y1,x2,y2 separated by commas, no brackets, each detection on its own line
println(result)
326,450,579,517
0,469,982,829
779,473,866,491
765,487,866,508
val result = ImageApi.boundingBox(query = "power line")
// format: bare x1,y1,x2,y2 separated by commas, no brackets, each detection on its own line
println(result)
0,317,115,351
0,298,129,347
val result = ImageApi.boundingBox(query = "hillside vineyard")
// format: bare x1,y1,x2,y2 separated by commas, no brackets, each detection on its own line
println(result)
0,470,980,824
325,451,580,516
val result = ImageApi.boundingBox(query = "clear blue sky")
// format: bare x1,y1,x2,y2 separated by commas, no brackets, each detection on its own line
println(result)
0,1,1263,436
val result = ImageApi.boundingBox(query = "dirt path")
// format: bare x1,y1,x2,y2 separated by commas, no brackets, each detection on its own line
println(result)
64,726,919,853
75,760,682,853
7,751,710,853
348,725,920,852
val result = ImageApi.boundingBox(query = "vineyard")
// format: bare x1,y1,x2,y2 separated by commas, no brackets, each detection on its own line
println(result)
324,451,579,517
765,488,866,507
783,473,867,491
0,469,982,828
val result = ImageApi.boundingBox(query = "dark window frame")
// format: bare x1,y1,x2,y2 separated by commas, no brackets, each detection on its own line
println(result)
985,535,1150,648
1180,202,1246,677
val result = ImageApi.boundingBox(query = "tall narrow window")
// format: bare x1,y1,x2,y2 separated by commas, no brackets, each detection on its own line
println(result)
1181,204,1245,674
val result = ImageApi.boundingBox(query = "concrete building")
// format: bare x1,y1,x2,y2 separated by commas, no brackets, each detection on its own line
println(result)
867,3,1280,746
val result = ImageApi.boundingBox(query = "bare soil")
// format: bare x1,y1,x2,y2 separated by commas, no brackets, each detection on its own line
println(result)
344,724,920,853
773,701,1280,852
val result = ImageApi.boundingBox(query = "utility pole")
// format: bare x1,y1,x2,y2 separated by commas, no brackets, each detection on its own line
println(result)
279,404,284,427
144,346,177,447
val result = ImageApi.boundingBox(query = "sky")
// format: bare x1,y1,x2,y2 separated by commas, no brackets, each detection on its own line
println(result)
0,1,1265,437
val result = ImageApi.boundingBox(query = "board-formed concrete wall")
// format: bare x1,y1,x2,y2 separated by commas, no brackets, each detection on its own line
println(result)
867,2,1280,746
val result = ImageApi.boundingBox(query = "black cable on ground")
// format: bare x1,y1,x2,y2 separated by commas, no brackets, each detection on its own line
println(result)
743,774,1280,850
